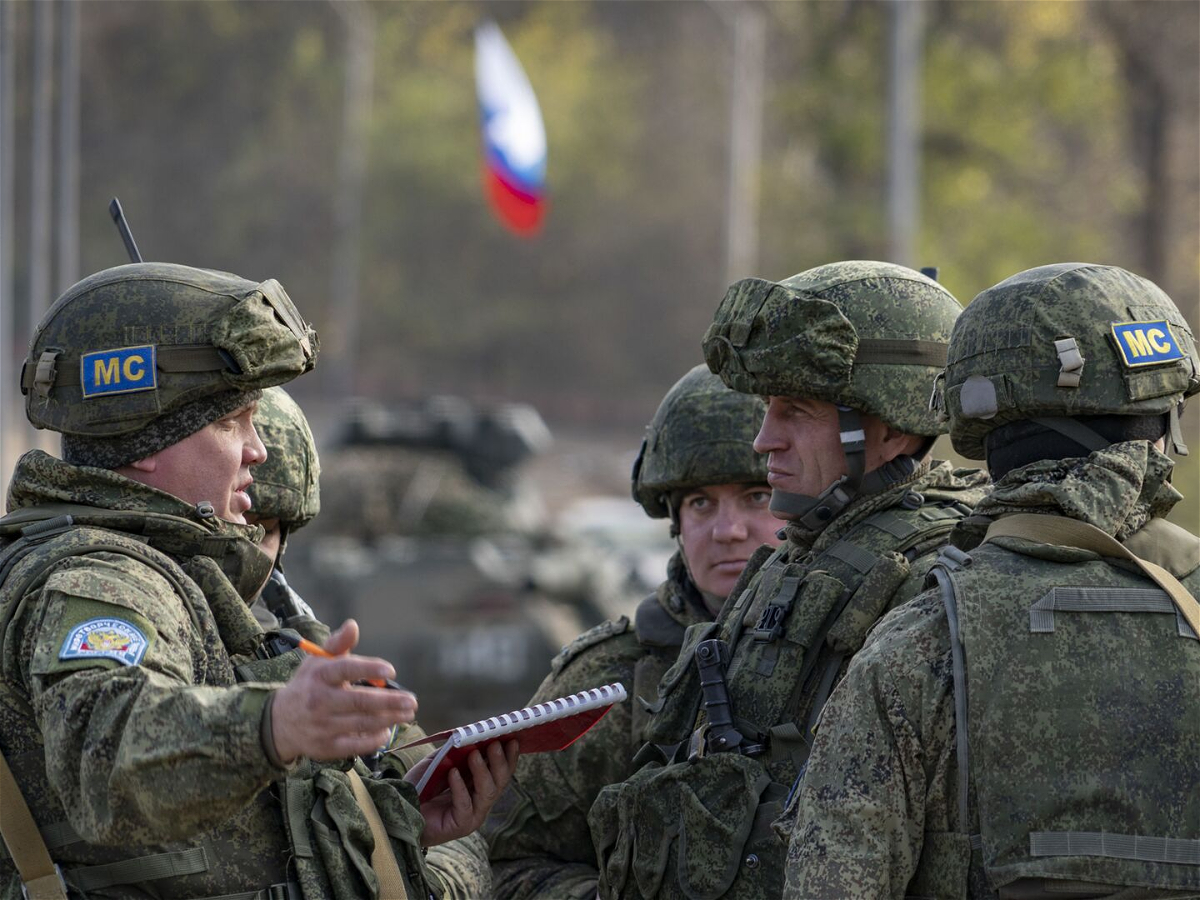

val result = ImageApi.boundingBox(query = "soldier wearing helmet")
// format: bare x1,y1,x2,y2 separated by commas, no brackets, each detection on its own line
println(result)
588,262,990,899
485,364,782,899
243,385,509,900
0,264,512,899
245,386,329,642
785,264,1200,898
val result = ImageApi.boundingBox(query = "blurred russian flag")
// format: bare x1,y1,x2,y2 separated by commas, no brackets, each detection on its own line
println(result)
475,21,547,236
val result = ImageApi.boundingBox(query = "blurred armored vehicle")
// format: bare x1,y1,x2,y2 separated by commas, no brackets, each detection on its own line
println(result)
284,396,662,732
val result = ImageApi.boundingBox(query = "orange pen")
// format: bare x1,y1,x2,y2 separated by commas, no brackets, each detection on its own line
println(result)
276,632,407,691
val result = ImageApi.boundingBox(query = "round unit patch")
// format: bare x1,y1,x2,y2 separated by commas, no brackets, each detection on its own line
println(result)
60,617,149,667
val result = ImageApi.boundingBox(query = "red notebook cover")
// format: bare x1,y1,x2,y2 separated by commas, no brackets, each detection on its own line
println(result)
394,683,627,801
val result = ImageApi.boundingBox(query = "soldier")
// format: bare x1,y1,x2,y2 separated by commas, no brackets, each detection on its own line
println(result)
784,263,1200,899
246,384,499,900
485,364,782,899
244,385,328,642
588,261,991,898
0,264,514,900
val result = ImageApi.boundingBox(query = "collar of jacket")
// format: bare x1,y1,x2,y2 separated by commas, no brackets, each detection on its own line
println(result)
780,457,936,556
5,450,272,602
657,550,713,625
954,440,1180,548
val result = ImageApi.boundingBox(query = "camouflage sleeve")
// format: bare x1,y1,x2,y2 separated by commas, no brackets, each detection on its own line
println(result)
783,592,957,900
427,832,494,900
15,552,283,845
484,628,644,900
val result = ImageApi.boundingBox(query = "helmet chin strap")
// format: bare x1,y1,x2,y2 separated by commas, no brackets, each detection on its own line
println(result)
768,406,923,529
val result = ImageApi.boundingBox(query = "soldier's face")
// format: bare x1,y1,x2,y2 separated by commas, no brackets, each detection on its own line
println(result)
677,483,781,599
753,397,916,509
122,403,268,524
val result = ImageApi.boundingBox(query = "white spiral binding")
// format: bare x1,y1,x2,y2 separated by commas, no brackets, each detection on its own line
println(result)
450,683,627,747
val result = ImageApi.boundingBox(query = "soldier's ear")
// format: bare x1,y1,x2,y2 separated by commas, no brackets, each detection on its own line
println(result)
122,454,159,474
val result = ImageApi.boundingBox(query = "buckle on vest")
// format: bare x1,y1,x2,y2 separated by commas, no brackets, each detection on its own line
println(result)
753,604,785,641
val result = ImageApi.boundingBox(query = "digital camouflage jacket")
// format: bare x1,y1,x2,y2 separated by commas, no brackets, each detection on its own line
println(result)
784,442,1200,900
251,585,493,900
485,552,711,900
589,460,990,900
0,451,436,900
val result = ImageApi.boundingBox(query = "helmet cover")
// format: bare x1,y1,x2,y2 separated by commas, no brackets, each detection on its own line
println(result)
632,364,768,518
22,262,318,436
248,386,321,531
703,260,962,436
942,263,1199,459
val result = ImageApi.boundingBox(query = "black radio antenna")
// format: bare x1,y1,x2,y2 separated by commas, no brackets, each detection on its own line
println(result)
108,197,143,263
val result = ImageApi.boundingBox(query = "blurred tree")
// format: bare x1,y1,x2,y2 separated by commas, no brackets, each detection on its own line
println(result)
2,0,1195,529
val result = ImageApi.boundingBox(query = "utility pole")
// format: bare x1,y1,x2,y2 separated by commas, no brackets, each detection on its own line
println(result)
725,2,766,284
328,0,374,401
886,0,923,267
708,1,766,286
30,1,53,324
29,2,56,453
0,1,15,490
56,0,80,294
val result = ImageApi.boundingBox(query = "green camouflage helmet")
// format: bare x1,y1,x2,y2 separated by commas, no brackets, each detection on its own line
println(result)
21,263,318,435
941,263,1200,459
702,261,962,436
248,386,321,531
631,364,768,518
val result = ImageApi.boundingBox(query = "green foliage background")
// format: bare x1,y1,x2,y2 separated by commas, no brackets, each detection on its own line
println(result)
3,0,1196,531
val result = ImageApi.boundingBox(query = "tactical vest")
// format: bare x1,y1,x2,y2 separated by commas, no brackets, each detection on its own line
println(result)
544,591,701,759
591,487,975,900
920,514,1200,900
629,593,695,748
0,507,434,900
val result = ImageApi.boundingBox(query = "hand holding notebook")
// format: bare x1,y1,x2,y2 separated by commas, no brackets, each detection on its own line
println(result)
394,683,628,801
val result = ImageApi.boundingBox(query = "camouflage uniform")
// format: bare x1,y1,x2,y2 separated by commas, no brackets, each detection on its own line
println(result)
485,366,770,900
785,264,1200,899
0,265,437,900
247,385,330,644
249,386,493,900
588,263,990,899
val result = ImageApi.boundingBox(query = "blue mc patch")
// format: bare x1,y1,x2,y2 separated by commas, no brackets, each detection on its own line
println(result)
60,617,149,667
80,345,157,398
1111,321,1184,368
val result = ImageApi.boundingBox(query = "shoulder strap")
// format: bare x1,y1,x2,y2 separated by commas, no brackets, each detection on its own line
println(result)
1122,516,1200,579
0,523,205,896
983,514,1200,637
0,747,68,899
0,525,204,643
346,769,410,900
633,593,689,649
931,563,971,833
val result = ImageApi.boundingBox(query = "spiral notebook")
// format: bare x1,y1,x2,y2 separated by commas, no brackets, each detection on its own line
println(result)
394,683,628,801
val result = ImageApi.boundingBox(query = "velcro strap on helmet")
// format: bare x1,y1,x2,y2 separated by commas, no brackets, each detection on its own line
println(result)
20,346,231,391
1169,403,1189,456
854,339,948,367
1054,337,1085,388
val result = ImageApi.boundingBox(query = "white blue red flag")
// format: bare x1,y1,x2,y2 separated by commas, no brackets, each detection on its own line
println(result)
474,21,547,236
